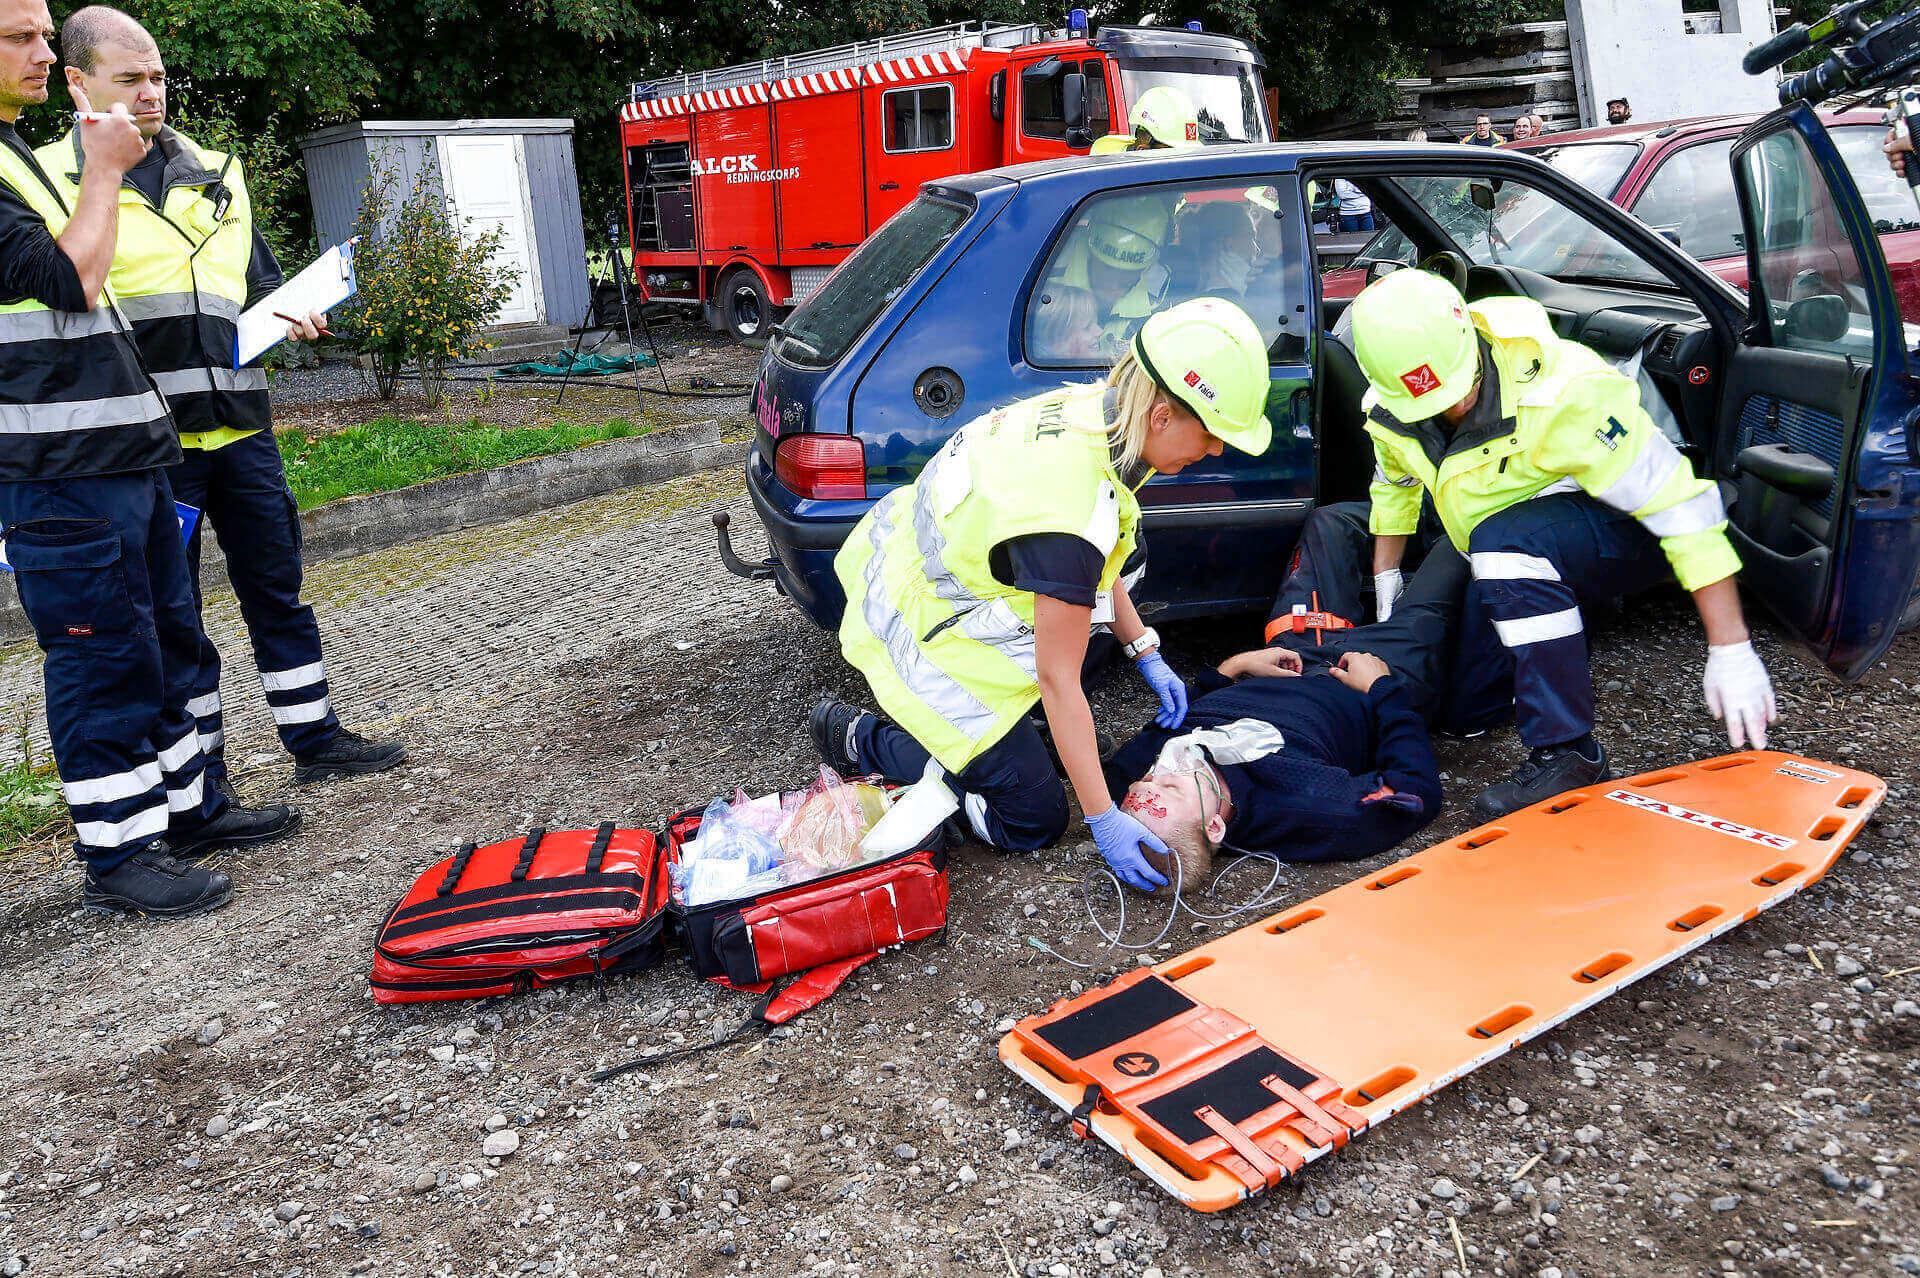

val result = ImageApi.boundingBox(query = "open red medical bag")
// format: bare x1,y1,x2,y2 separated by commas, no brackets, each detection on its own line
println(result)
372,791,949,1011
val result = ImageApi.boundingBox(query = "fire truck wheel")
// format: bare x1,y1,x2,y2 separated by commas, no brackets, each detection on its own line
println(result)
720,269,771,344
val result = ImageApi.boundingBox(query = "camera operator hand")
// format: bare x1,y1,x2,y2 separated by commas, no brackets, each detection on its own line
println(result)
1887,118,1914,179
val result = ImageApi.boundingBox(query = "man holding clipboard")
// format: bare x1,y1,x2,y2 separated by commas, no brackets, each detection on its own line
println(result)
42,6,404,793
0,0,303,916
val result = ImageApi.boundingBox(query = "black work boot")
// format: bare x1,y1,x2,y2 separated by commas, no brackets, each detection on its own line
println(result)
807,699,869,774
171,793,302,860
83,843,233,918
293,728,407,785
1472,741,1612,821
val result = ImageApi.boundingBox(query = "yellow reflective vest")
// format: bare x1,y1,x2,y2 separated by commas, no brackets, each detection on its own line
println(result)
1365,296,1740,593
38,126,270,447
0,137,173,480
835,384,1142,772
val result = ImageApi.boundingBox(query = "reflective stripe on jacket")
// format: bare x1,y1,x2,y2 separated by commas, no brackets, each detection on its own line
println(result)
0,143,175,481
38,127,269,435
835,384,1142,772
1364,295,1740,592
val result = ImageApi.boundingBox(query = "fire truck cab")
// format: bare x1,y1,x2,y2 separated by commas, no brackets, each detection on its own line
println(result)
619,18,1269,340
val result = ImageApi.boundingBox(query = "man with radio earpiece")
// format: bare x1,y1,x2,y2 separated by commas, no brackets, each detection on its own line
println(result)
40,6,405,801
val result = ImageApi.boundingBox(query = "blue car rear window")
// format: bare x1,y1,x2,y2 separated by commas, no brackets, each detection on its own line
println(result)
771,194,972,370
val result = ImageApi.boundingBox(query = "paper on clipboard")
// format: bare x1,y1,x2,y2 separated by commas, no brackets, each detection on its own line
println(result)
233,240,357,368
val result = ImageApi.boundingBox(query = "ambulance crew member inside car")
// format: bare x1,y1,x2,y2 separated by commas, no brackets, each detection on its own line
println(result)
0,0,294,917
1089,85,1200,154
1036,193,1170,359
809,299,1274,892
1347,269,1777,819
43,7,406,790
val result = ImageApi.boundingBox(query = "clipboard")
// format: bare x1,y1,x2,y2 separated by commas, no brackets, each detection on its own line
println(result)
233,240,357,368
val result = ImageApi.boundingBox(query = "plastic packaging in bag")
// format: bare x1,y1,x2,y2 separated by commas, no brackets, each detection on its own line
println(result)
673,795,789,906
778,767,891,873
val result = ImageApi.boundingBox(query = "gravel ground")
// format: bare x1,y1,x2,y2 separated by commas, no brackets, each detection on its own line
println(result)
266,318,758,433
0,456,1913,1278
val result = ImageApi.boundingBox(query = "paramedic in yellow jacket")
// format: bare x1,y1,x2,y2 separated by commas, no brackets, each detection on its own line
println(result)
1348,269,1777,818
1089,85,1200,154
1035,193,1169,359
810,299,1273,892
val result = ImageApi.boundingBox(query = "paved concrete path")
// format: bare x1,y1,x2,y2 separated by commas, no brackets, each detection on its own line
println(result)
0,466,765,771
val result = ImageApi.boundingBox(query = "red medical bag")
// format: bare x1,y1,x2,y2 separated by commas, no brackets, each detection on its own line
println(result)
661,803,950,989
371,823,671,1004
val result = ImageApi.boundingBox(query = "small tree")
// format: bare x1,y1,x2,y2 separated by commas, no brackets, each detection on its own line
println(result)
340,157,516,401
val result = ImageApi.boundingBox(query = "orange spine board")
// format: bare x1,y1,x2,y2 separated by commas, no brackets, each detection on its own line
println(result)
999,751,1884,1211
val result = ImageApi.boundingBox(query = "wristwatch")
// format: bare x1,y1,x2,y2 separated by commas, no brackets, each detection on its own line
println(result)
1123,627,1161,660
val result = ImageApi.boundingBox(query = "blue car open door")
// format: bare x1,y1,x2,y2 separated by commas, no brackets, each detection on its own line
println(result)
1721,101,1920,680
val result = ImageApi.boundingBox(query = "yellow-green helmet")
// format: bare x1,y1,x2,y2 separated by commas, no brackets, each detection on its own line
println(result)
1130,298,1271,455
1350,269,1480,423
1128,85,1200,149
1086,195,1168,271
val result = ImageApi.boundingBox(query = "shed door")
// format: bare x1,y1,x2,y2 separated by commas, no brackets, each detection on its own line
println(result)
439,134,541,325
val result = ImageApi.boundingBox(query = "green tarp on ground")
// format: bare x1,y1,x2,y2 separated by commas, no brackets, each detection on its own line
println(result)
494,350,657,378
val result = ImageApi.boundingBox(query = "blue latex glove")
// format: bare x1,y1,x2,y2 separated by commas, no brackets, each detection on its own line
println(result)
1135,650,1189,729
1086,805,1170,892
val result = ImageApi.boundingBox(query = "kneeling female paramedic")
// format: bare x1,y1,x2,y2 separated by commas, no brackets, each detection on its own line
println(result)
808,298,1273,892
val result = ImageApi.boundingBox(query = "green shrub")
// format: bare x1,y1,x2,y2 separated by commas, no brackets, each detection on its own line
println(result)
338,158,517,401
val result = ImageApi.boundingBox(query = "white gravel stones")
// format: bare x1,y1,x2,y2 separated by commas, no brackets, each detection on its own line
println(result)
956,1165,977,1185
427,1045,456,1063
485,1112,510,1131
273,1201,303,1222
482,1129,520,1158
196,1018,224,1047
1506,1097,1530,1115
770,1174,793,1193
1573,1124,1603,1145
1834,955,1864,977
1431,1177,1459,1200
1001,1128,1024,1151
203,1115,229,1138
412,1170,436,1192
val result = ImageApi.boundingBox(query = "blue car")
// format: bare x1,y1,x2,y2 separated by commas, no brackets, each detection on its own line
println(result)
720,102,1920,683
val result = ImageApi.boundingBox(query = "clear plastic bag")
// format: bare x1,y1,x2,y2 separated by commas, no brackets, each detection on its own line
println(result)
673,795,789,906
778,767,891,874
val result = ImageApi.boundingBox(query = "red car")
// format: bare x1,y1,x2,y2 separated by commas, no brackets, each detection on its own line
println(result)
1326,110,1920,322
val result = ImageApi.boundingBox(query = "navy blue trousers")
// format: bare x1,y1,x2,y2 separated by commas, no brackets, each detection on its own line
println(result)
1463,492,1671,747
853,714,1070,853
169,430,338,774
0,469,223,870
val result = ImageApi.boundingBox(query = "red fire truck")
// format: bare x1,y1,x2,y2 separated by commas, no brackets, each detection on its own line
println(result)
618,17,1269,340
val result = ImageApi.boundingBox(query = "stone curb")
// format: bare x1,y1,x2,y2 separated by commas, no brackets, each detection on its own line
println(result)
0,418,742,647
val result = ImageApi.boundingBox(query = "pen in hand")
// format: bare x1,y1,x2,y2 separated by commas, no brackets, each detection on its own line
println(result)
274,311,333,339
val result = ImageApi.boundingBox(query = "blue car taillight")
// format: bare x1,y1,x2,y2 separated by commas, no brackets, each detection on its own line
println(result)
775,435,867,500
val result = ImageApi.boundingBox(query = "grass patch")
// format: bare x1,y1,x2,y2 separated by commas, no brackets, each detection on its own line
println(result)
0,729,64,858
278,416,649,509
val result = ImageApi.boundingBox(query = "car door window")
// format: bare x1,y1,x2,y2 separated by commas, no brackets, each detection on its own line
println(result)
1021,60,1111,141
1393,173,1674,289
1831,125,1920,234
1026,181,1305,367
1737,126,1875,358
1632,138,1744,262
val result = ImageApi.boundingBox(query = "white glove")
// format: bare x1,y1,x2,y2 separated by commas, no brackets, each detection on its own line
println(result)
1373,568,1404,622
1703,640,1778,750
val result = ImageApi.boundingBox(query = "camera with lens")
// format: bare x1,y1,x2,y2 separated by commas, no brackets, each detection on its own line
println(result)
1744,0,1920,103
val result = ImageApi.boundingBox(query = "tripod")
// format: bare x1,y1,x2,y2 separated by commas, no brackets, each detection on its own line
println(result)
554,217,670,407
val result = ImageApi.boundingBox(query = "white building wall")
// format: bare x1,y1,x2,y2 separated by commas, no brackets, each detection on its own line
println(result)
1565,0,1781,127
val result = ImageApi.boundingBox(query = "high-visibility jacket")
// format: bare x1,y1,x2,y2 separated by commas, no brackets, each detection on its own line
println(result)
1042,238,1159,358
0,141,174,482
1364,296,1740,593
835,384,1141,772
38,127,270,446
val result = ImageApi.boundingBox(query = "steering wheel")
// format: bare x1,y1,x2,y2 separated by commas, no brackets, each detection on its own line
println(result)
1418,250,1470,294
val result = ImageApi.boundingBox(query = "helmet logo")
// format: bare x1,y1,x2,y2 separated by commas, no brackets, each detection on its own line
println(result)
1182,369,1219,403
1185,122,1198,142
1399,364,1441,398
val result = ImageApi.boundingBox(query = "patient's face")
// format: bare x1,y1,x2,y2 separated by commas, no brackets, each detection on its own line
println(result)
1121,772,1210,840
1121,763,1228,893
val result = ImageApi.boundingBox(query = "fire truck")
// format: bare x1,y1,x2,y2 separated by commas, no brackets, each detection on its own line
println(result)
618,16,1269,340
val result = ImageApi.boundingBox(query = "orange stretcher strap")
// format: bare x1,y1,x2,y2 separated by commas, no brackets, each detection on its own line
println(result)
1000,751,1884,1212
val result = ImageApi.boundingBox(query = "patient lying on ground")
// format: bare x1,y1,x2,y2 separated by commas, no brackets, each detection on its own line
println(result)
1100,545,1468,891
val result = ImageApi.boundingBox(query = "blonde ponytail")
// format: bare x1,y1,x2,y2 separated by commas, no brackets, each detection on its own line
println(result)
1104,350,1161,474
